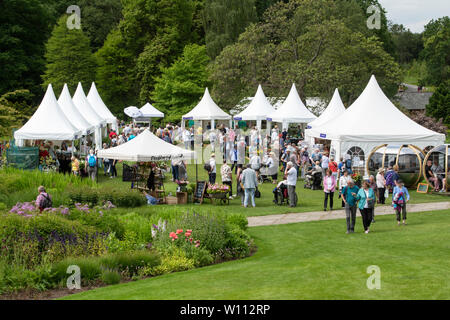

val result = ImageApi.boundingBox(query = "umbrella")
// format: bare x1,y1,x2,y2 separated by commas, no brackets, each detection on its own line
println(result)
124,106,143,118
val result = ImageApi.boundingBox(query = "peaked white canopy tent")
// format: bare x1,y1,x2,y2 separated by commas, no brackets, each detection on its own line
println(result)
14,84,81,146
72,82,106,150
58,84,94,136
182,88,231,129
233,85,276,130
97,129,195,162
87,82,118,132
267,83,317,130
130,103,164,127
305,75,445,171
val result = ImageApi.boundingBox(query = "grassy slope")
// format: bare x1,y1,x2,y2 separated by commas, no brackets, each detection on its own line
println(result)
63,209,450,300
99,163,448,217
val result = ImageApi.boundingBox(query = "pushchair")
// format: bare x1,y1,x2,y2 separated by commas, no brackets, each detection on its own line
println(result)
273,181,289,206
304,171,323,190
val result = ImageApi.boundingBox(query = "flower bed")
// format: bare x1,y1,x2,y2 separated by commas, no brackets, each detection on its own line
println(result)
0,201,253,296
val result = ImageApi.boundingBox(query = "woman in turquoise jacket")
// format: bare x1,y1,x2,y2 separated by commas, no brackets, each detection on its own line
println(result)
356,181,376,234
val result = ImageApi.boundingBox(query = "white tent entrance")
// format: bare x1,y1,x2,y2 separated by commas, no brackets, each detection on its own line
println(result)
305,75,445,173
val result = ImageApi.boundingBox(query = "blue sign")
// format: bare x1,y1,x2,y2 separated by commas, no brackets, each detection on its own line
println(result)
320,133,327,138
266,118,272,121
306,125,312,129
183,117,193,120
233,117,242,121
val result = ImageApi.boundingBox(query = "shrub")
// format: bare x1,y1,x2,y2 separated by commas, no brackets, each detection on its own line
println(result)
221,224,252,259
225,213,248,231
67,186,146,208
144,248,195,276
100,250,161,277
162,213,227,255
51,256,102,285
100,269,121,285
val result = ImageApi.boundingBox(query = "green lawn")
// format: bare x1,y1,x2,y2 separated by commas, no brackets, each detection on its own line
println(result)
63,209,450,300
100,162,448,217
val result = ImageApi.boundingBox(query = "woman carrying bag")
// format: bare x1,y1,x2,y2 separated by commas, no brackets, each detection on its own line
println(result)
356,181,376,234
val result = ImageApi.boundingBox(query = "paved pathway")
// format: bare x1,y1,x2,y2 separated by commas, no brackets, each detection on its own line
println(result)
248,202,450,227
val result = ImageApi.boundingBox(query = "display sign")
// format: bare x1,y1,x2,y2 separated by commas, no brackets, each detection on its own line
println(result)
194,181,207,204
416,183,429,194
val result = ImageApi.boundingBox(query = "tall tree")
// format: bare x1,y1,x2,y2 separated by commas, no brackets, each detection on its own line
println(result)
210,0,401,110
352,0,396,56
426,80,450,124
0,0,52,99
42,16,97,95
0,90,34,137
422,17,450,86
96,0,196,114
390,24,423,64
75,0,123,51
152,44,210,123
203,0,257,59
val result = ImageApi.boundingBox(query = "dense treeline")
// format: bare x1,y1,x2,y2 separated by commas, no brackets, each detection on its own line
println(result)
0,0,448,133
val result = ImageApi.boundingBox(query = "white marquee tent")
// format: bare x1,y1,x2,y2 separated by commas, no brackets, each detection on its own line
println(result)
133,103,164,126
58,84,94,136
305,75,445,168
307,88,346,130
87,82,118,132
97,129,195,162
140,103,164,118
234,85,276,129
267,83,317,130
14,84,81,144
182,88,231,129
72,82,106,149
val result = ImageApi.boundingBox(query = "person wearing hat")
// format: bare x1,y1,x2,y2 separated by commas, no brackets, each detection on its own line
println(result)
376,168,386,204
266,151,278,184
208,153,216,184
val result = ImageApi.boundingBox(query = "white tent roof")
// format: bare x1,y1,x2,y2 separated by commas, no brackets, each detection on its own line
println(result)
307,88,346,128
14,84,81,141
306,75,445,143
183,88,231,121
87,82,117,125
140,103,164,118
58,84,95,136
73,82,106,128
267,83,317,123
97,129,195,161
234,85,276,121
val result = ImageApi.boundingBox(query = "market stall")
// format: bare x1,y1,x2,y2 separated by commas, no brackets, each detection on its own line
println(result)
182,88,231,130
305,75,445,173
72,82,106,150
233,85,275,131
97,129,196,203
267,83,317,131
87,82,118,132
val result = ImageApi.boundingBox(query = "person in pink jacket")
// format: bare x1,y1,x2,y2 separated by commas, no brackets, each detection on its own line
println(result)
323,169,337,211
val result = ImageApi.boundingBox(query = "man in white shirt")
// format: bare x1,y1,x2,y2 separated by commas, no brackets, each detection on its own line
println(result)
123,124,132,136
285,161,298,207
209,154,216,184
321,153,329,171
183,128,191,150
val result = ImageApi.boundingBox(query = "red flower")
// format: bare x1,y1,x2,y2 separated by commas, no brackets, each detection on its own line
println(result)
176,229,183,235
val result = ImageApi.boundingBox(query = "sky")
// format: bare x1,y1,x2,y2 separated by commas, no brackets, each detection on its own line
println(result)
378,0,450,33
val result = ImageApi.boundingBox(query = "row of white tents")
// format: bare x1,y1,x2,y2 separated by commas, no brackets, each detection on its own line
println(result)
14,83,118,150
180,75,445,166
181,84,318,130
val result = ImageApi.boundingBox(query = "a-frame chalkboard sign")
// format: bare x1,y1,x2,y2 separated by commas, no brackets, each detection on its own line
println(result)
194,181,207,204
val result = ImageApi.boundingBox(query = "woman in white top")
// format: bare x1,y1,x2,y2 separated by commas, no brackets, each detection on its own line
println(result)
376,168,386,204
339,170,351,208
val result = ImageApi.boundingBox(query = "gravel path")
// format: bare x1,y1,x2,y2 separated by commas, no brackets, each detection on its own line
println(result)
248,201,450,227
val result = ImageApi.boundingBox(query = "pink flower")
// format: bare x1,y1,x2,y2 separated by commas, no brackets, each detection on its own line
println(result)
176,229,183,235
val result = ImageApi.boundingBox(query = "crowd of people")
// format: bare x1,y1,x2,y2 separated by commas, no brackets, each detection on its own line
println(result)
26,119,427,235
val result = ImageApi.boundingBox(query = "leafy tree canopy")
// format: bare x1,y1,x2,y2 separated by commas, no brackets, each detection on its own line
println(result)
426,80,450,124
210,0,401,110
0,0,52,98
421,17,450,86
152,44,210,123
42,16,97,95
